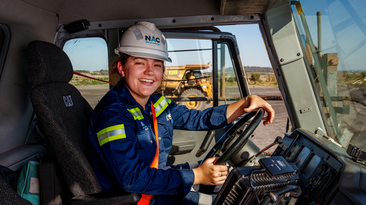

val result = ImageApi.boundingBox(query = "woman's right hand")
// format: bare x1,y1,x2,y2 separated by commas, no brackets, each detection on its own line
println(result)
192,157,228,185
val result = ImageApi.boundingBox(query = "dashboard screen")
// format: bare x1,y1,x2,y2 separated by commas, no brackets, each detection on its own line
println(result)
295,147,311,168
303,155,321,178
288,145,301,161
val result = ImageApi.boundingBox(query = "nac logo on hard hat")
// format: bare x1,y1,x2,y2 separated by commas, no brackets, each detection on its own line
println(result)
145,35,160,45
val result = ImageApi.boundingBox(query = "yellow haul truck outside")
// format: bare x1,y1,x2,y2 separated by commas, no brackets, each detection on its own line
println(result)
159,63,213,110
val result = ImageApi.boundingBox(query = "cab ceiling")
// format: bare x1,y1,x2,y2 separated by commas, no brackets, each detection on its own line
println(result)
20,0,275,24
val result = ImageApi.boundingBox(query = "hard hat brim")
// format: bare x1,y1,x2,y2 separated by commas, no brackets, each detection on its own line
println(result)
118,47,172,63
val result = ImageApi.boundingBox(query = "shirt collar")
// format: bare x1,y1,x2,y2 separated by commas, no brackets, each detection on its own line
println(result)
116,83,161,111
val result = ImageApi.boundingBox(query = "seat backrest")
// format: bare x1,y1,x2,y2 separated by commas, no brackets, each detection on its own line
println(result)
27,40,102,196
0,175,32,205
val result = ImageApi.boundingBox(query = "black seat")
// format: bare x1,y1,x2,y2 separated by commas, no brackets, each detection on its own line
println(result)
0,175,32,205
27,40,140,204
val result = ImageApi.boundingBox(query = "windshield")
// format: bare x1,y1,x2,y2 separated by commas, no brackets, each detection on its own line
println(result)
291,0,366,150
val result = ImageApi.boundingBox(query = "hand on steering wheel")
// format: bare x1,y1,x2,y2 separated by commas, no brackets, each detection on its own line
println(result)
201,108,264,166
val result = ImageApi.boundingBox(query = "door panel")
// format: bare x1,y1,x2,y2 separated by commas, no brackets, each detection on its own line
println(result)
162,32,248,165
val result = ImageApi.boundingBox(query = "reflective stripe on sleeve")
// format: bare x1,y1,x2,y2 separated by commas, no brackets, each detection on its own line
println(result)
154,96,171,117
97,124,126,146
127,107,144,120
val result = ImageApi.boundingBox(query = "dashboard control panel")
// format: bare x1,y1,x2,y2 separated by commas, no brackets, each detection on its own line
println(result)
273,129,343,204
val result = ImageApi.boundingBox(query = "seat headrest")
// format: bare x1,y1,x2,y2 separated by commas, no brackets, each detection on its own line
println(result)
27,40,73,85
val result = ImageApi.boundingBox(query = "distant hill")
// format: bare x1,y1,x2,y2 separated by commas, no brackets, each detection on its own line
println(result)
244,66,273,73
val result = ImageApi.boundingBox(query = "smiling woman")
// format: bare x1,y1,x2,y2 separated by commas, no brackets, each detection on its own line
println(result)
88,21,274,205
5,0,366,204
117,56,164,107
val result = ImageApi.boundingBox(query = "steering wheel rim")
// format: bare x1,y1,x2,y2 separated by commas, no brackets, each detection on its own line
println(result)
201,108,264,165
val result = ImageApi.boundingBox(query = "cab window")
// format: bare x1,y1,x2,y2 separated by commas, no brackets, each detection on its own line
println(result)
63,37,109,108
217,42,241,106
161,35,247,164
162,38,244,110
160,38,212,110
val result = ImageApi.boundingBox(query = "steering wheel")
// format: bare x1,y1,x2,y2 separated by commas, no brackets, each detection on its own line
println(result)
201,108,264,165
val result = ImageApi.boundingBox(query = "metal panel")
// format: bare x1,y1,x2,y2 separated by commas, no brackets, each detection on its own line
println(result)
265,1,326,134
19,0,272,24
87,15,261,31
221,0,278,15
0,0,58,156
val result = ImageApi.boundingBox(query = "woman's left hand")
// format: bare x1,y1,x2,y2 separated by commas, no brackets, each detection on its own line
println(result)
243,95,275,125
226,95,275,125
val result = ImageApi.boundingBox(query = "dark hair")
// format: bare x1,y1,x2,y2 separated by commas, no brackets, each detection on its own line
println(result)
109,53,166,85
109,53,130,85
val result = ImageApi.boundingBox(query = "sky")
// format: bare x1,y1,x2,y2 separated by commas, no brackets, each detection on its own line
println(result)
63,24,272,71
217,24,271,67
293,0,366,72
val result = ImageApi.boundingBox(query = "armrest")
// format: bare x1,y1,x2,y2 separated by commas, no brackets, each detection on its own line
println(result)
169,141,196,155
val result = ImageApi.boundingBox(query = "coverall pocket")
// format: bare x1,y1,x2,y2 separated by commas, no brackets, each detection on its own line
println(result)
136,128,156,149
158,119,173,148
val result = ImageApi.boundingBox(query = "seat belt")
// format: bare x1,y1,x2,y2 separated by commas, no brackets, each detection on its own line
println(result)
137,101,159,205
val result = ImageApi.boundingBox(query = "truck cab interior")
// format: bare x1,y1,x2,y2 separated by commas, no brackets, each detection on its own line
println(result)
1,0,366,204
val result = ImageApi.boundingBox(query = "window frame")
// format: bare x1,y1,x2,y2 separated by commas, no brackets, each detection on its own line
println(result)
60,35,110,108
163,31,250,107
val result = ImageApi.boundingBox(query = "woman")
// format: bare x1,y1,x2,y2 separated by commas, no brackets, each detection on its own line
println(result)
89,21,275,205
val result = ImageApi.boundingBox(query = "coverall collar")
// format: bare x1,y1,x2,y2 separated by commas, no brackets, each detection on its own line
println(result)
117,83,157,112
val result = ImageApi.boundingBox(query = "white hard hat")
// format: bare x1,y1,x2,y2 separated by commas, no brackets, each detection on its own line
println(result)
116,21,172,62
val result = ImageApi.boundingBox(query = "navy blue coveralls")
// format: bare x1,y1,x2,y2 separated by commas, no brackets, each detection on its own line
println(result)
88,83,229,204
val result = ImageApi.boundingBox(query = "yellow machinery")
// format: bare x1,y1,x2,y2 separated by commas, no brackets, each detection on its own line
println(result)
159,63,212,110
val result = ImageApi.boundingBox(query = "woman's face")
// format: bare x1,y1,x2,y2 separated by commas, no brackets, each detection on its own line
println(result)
118,56,163,106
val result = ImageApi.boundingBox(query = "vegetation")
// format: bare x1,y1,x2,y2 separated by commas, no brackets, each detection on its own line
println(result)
248,73,277,87
244,66,273,73
225,67,278,87
225,77,237,86
251,73,261,83
74,69,108,73
70,78,109,86
338,71,366,87
70,70,110,86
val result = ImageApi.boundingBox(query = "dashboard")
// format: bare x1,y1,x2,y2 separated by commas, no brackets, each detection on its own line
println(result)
213,128,354,205
273,129,343,204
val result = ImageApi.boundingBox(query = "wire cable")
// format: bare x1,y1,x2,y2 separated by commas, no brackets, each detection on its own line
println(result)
249,169,265,204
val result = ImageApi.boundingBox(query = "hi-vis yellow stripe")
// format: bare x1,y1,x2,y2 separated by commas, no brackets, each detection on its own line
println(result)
127,107,144,120
97,124,126,146
154,96,171,117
